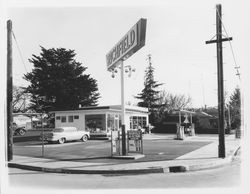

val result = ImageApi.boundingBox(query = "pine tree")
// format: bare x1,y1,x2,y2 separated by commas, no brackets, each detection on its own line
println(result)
229,87,241,129
24,47,100,112
135,54,162,124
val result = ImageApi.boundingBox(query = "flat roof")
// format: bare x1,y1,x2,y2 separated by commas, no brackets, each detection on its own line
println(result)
51,105,149,114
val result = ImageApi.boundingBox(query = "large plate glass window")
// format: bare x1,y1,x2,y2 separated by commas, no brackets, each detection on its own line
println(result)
130,116,147,129
107,114,121,131
85,114,106,133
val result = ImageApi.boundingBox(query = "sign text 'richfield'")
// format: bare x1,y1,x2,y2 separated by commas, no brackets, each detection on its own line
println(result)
106,18,147,71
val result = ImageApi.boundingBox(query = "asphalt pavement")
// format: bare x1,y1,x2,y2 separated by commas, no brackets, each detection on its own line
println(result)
13,137,212,163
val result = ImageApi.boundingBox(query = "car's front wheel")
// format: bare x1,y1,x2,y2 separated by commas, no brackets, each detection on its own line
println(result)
18,128,26,136
58,138,66,144
81,135,88,142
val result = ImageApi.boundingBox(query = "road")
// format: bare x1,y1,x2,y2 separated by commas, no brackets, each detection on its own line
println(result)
6,154,241,190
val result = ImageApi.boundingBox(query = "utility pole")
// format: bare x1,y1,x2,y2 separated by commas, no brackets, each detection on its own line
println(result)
7,20,13,161
206,4,232,158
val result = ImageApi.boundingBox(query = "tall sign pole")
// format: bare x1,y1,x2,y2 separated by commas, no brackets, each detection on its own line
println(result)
206,4,232,158
106,19,146,156
7,20,13,161
120,61,126,155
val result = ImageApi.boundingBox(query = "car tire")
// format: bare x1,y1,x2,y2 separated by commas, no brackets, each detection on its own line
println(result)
81,135,88,142
58,138,66,144
18,129,26,136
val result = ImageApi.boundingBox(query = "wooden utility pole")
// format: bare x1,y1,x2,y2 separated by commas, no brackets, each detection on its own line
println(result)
206,4,232,158
7,20,13,161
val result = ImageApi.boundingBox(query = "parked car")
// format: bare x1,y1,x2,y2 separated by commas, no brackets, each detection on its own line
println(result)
13,122,26,136
41,127,90,144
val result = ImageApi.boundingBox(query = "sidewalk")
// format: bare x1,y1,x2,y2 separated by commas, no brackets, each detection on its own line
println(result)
8,134,241,174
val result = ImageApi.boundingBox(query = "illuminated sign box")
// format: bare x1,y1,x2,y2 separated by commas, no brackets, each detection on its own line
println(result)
106,18,147,71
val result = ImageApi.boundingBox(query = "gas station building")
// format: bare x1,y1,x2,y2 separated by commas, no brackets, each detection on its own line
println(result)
52,105,149,139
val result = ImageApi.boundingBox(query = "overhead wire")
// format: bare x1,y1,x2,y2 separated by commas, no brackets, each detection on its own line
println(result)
215,6,241,81
11,30,28,73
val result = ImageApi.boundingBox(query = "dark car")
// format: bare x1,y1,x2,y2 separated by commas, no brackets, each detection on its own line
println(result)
13,122,26,136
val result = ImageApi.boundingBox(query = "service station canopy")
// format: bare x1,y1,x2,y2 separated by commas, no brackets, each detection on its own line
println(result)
106,18,147,71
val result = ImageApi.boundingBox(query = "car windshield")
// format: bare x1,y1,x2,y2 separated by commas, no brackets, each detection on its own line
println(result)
53,128,64,132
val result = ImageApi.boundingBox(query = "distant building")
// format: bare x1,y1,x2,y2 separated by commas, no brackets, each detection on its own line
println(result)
154,110,196,133
13,114,42,130
153,110,219,134
13,115,32,129
195,111,218,132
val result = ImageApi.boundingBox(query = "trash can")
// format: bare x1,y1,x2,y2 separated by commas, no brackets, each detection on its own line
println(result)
235,128,241,139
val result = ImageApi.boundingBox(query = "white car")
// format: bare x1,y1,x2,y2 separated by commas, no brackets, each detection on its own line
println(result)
41,127,90,144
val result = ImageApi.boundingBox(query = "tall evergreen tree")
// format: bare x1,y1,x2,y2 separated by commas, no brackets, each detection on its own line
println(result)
135,54,162,124
24,47,100,112
229,87,241,129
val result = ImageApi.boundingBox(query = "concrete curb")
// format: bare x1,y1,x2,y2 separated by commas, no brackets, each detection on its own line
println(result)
8,163,164,175
166,145,240,173
8,146,240,175
180,157,231,172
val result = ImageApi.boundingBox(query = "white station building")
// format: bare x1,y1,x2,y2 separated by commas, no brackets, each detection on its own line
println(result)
51,105,149,139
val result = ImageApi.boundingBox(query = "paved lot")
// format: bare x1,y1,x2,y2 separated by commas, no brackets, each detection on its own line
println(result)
13,135,212,164
9,134,240,177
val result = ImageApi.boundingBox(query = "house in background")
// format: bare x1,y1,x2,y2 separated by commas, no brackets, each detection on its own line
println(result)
153,109,220,134
13,114,41,130
194,111,218,134
153,110,196,134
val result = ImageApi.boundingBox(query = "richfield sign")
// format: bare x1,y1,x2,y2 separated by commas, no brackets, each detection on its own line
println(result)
106,18,147,71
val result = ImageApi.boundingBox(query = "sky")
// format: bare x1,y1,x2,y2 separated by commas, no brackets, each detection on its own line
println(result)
1,0,250,192
3,0,250,108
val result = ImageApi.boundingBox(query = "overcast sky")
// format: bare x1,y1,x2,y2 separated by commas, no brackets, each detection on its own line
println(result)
5,0,250,108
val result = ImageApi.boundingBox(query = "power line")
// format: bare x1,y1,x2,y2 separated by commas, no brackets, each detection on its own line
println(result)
215,7,241,81
11,30,28,73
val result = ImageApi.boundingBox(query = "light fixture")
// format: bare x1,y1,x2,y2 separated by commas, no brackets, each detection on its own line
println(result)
111,72,115,78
